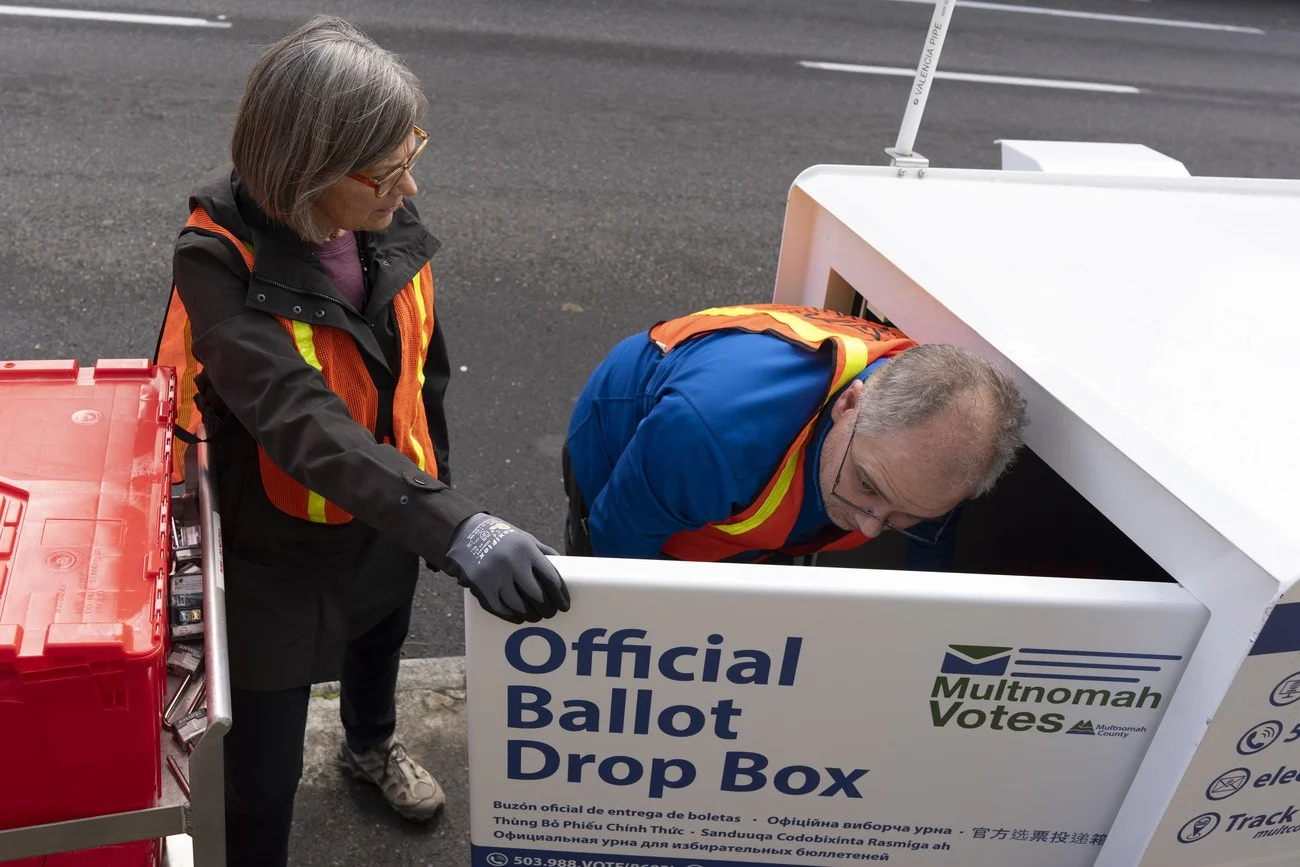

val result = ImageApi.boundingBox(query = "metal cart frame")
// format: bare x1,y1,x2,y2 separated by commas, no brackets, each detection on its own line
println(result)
0,429,231,867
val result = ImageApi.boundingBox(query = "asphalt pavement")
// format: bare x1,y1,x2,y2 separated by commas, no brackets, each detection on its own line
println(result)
4,0,1299,657
2,0,1300,863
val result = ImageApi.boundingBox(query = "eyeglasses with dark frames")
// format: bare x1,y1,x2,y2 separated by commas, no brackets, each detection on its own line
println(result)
347,126,429,198
829,420,956,546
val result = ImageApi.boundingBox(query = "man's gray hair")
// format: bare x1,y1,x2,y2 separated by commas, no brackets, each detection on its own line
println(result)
853,344,1028,497
231,16,428,242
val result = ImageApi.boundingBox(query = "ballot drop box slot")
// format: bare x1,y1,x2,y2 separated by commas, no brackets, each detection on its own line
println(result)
0,360,173,866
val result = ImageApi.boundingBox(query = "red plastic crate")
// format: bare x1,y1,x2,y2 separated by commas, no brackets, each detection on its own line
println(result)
2,838,159,866
0,360,174,835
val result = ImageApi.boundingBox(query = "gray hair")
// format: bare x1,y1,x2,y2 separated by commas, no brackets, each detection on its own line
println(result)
853,344,1028,497
231,16,428,242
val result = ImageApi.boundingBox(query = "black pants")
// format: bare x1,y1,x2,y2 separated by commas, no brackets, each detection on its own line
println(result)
561,444,594,557
223,599,412,867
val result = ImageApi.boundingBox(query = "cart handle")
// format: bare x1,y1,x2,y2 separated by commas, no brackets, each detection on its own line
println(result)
194,424,232,736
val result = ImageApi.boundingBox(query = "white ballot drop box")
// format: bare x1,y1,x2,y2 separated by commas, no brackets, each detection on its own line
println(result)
468,166,1300,867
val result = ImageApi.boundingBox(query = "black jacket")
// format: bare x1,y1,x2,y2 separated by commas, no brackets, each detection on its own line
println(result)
170,166,479,689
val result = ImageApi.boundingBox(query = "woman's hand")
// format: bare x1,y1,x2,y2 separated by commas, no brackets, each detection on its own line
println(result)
443,513,571,623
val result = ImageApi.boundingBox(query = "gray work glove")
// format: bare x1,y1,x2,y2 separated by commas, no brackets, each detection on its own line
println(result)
444,513,571,624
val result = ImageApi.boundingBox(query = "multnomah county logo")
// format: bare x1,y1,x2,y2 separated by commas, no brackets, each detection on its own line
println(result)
931,644,1179,735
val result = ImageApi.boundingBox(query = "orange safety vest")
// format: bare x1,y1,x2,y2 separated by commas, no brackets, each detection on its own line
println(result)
648,304,916,561
156,206,437,525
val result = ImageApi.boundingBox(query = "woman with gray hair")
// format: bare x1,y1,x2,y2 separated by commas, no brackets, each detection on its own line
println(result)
156,16,569,865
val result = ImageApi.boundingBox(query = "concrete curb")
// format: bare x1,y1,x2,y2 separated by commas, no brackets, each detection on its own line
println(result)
294,656,473,866
311,655,467,698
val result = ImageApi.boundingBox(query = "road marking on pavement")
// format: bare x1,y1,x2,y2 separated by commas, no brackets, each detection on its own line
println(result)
799,61,1141,94
876,0,1263,35
0,4,231,27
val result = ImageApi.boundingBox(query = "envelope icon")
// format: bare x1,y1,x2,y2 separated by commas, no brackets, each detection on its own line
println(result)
1209,771,1248,796
941,645,1013,676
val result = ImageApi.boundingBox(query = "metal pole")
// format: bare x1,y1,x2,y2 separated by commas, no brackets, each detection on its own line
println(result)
188,423,230,867
886,0,957,169
195,423,231,735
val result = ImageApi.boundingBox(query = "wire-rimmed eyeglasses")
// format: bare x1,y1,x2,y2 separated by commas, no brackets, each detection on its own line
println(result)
829,430,956,546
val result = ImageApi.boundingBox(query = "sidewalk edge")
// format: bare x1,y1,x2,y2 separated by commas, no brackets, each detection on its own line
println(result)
311,655,466,697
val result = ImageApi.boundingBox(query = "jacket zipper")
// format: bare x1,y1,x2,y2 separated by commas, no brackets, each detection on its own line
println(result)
256,276,362,317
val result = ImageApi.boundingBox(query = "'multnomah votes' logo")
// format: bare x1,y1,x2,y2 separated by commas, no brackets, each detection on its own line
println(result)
930,644,1179,735
941,645,1013,676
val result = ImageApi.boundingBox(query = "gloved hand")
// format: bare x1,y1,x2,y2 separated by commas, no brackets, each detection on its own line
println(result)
444,513,571,624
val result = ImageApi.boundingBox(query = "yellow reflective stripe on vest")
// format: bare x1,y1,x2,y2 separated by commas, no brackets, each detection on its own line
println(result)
291,320,323,373
406,270,428,472
703,307,870,536
715,445,803,536
691,305,849,343
178,305,195,420
289,320,330,524
712,306,871,390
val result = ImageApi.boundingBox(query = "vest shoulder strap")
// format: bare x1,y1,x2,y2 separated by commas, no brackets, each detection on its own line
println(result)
183,206,255,272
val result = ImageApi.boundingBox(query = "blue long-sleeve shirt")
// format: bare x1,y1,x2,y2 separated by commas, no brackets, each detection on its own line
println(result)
565,330,886,561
